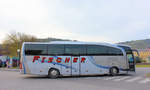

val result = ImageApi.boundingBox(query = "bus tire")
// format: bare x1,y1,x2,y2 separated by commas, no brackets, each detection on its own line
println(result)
48,68,60,79
109,67,119,76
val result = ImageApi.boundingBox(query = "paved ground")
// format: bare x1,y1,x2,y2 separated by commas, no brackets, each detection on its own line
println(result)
136,68,150,76
0,68,150,90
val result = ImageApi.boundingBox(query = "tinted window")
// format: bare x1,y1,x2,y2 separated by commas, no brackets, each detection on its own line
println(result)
25,44,47,55
87,45,108,55
87,45,123,56
48,44,64,55
65,45,86,55
118,46,132,54
107,47,123,55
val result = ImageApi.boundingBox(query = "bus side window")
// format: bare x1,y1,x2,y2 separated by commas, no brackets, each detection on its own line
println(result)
65,45,86,56
48,44,65,55
25,44,47,55
87,45,108,55
107,47,123,56
87,45,123,56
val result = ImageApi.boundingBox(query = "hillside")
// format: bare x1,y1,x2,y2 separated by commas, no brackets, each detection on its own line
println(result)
38,38,150,49
118,39,150,49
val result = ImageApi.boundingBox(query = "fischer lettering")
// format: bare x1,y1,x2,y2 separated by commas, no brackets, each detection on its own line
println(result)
32,56,86,63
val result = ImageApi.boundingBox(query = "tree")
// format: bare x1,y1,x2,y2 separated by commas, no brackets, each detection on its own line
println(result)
2,32,37,57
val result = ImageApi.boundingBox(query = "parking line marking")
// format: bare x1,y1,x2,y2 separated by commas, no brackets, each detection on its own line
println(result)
139,78,150,84
125,77,142,82
104,76,120,80
113,76,131,81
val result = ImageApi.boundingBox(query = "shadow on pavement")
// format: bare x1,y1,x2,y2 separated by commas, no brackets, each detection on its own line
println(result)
22,74,132,80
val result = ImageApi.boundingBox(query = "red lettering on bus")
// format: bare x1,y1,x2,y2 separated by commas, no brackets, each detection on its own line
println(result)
73,57,78,63
48,57,53,63
33,56,86,63
33,56,40,62
65,58,70,63
41,57,46,63
56,57,62,63
81,57,86,63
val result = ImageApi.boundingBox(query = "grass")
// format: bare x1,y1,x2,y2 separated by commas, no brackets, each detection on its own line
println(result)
10,67,20,69
147,73,150,77
136,64,150,68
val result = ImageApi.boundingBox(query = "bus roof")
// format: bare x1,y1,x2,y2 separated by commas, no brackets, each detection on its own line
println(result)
23,41,115,45
117,44,132,48
23,41,123,49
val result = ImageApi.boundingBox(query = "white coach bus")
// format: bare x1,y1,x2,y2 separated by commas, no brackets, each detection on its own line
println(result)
21,41,136,78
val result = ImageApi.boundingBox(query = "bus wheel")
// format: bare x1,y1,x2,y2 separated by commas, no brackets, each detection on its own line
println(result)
48,68,60,79
109,67,119,76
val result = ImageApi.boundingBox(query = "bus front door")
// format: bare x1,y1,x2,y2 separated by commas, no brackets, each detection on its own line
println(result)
71,56,80,75
127,54,135,71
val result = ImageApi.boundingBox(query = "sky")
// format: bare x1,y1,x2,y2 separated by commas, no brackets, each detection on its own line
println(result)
0,0,150,43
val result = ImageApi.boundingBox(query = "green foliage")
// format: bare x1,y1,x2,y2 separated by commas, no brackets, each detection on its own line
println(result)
147,73,150,77
2,32,37,57
1,32,75,57
136,65,150,68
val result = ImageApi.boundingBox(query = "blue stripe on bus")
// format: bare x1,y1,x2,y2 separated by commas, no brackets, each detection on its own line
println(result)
51,62,74,69
53,56,76,70
88,56,110,69
22,48,26,74
38,57,76,70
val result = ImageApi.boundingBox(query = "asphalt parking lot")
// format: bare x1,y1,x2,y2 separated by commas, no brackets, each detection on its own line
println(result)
0,68,150,90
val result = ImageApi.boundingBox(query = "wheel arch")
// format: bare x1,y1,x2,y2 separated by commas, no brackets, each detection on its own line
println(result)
48,67,60,75
109,66,119,75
